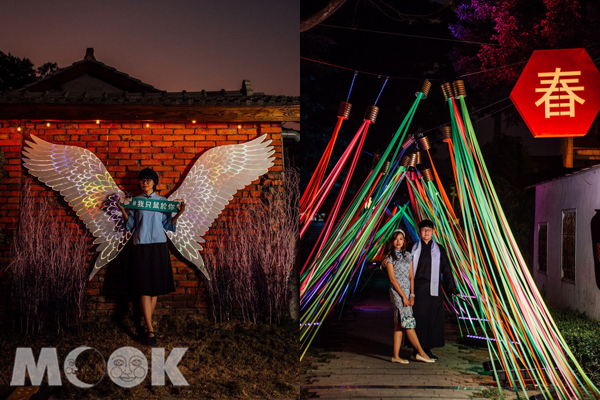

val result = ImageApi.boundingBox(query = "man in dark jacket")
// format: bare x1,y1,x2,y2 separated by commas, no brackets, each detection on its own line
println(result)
410,219,458,360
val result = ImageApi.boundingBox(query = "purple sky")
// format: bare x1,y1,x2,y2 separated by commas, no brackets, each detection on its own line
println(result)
0,0,299,96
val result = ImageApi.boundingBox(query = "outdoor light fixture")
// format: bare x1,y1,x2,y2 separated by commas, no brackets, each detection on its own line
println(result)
338,101,352,119
96,120,100,124
192,120,196,124
441,126,452,142
402,134,415,149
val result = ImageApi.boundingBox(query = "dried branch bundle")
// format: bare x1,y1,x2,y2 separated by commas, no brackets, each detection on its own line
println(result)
206,169,300,324
10,179,89,334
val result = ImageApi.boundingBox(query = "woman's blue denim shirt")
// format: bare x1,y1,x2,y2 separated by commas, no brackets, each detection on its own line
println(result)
125,192,176,245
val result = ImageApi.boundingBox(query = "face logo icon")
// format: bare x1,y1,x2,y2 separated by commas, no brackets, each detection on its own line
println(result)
63,346,106,388
107,347,148,388
64,358,76,375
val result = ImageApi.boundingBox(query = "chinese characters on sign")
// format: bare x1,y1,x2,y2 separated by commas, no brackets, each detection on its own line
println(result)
124,199,179,212
535,68,585,118
510,48,600,138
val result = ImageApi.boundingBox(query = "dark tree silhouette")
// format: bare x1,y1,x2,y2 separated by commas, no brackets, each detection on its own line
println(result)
36,62,59,79
0,51,59,91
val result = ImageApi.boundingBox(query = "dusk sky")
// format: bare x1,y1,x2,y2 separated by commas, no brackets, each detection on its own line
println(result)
0,0,299,96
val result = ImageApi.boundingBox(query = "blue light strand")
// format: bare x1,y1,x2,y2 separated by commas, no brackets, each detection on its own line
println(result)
347,71,358,102
374,77,389,106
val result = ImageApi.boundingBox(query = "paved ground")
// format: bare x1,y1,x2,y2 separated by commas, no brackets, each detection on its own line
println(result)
300,268,542,399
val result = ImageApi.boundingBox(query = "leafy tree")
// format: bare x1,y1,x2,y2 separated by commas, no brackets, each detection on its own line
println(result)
449,0,600,97
0,51,35,91
0,51,59,91
36,62,59,79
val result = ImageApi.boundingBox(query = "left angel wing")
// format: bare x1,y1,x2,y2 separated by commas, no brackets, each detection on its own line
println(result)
22,135,132,280
167,134,275,279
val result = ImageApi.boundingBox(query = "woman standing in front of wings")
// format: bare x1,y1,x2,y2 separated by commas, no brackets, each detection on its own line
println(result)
118,168,186,345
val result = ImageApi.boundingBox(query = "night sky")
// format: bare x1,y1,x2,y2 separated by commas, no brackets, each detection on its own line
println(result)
0,0,299,96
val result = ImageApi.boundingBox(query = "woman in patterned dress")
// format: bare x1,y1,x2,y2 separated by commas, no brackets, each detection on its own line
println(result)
382,229,435,364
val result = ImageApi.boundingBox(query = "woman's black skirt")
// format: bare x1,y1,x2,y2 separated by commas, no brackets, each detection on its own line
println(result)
125,242,175,296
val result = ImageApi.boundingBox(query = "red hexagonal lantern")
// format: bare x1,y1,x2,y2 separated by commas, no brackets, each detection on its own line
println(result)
510,48,600,138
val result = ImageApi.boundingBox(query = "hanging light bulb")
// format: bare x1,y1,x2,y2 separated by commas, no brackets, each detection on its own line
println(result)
46,122,51,127
96,120,100,124
237,124,242,129
17,126,22,131
146,123,150,128
192,120,197,124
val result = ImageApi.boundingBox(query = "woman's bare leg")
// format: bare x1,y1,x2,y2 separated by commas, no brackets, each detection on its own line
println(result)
140,296,154,337
405,329,430,358
151,296,157,315
393,323,404,359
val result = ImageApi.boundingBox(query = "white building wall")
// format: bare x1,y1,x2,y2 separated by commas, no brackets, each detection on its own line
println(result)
533,166,600,320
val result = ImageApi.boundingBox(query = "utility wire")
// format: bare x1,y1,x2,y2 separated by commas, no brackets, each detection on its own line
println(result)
458,60,527,77
301,57,439,81
304,53,600,82
301,56,529,82
319,24,505,47
319,23,600,51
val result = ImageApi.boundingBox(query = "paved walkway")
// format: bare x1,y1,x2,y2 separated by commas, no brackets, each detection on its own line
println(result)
301,268,540,399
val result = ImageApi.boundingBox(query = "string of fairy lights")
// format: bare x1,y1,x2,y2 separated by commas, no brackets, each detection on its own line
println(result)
5,120,245,131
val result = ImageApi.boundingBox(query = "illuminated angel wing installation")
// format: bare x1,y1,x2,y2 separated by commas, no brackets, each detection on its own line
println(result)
22,135,131,280
167,134,275,279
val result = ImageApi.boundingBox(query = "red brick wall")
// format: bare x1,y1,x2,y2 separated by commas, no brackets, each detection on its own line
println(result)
0,120,283,322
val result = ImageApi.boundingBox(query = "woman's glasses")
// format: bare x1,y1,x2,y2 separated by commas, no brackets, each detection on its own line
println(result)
139,179,153,184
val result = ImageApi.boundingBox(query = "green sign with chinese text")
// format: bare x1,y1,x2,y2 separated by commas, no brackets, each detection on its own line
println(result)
122,198,179,212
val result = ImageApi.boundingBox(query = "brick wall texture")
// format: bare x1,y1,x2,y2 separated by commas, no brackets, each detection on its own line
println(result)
0,120,283,323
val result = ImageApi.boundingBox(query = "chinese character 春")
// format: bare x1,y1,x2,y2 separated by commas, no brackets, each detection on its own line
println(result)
535,68,585,118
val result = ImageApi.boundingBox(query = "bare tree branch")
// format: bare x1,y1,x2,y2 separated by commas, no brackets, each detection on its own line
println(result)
301,0,348,32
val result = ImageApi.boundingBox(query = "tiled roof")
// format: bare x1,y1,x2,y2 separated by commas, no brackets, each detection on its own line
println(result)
0,89,299,107
18,48,161,94
19,60,159,93
0,49,299,121
3,49,298,107
529,163,600,187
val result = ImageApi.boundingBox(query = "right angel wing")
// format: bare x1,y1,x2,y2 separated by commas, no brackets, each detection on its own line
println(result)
22,135,131,280
166,134,275,279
